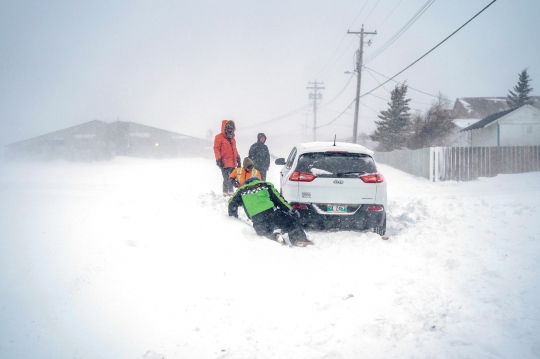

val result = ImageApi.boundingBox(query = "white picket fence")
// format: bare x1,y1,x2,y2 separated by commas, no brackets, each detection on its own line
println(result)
375,146,540,182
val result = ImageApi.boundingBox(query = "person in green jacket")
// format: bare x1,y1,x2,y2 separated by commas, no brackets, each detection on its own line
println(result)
228,177,313,247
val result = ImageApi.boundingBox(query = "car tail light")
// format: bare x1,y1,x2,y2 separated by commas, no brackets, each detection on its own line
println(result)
292,204,308,210
360,173,384,183
367,205,384,211
289,172,316,182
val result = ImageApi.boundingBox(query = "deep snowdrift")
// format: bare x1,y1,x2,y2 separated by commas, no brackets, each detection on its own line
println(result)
0,157,539,359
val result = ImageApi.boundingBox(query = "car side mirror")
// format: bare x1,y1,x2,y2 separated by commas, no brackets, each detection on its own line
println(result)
275,158,286,165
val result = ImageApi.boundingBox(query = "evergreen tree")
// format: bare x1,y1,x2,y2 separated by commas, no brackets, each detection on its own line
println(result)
506,68,533,109
370,83,411,151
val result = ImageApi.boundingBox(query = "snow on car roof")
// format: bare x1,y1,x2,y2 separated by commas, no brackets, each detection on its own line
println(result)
297,142,374,156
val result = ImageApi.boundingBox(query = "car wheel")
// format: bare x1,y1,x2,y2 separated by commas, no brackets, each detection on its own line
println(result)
373,217,386,236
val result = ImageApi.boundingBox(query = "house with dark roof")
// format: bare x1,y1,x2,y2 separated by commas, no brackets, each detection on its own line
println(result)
451,96,540,119
459,104,540,147
5,120,211,161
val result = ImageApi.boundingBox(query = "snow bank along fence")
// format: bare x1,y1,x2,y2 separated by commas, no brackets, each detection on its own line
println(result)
375,146,540,182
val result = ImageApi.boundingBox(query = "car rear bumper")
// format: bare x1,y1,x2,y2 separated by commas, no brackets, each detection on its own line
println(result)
291,202,386,230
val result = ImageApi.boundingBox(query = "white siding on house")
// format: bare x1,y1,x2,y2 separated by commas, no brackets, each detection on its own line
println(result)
471,123,498,146
498,106,540,146
500,106,540,125
468,105,540,147
500,124,540,146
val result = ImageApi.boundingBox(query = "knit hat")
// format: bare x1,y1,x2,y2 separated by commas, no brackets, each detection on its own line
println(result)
243,157,254,169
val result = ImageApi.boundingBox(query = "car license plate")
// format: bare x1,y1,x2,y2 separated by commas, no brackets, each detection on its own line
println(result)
327,204,347,213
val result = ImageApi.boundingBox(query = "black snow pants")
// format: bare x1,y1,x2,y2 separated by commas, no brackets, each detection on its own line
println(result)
221,167,234,195
251,208,308,245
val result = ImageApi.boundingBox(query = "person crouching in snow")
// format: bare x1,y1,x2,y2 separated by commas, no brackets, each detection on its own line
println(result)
228,177,313,247
214,119,241,197
229,157,262,188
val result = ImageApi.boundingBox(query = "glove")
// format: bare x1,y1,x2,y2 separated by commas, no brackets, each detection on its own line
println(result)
289,208,301,218
237,156,242,168
216,159,224,168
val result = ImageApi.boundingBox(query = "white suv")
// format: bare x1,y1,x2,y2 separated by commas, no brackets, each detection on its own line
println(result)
275,142,387,235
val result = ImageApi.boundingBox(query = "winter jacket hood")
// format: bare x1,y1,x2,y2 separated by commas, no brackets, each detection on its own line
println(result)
221,120,236,134
242,157,254,168
214,119,239,168
248,135,270,170
257,133,266,143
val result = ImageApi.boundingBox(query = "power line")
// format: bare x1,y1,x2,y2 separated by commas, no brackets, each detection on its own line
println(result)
360,101,381,115
368,91,432,107
363,0,382,23
360,0,498,99
364,66,452,101
347,0,372,32
364,0,436,65
320,37,357,81
318,0,371,77
320,45,358,81
238,104,310,131
318,0,497,134
364,68,434,106
320,72,356,107
364,67,391,94
319,107,354,114
317,98,356,128
319,37,353,79
238,0,492,135
375,0,405,31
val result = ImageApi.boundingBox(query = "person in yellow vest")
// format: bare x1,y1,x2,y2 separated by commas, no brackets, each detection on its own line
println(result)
230,157,262,188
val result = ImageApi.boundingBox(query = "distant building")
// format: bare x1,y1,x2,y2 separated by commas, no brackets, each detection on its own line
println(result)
5,120,211,161
451,96,540,119
448,119,481,146
459,104,540,147
447,97,540,147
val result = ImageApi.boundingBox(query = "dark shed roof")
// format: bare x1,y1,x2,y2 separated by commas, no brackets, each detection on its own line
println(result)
459,106,519,132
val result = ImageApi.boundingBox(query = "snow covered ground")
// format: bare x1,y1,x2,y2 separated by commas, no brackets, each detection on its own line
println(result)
0,157,539,359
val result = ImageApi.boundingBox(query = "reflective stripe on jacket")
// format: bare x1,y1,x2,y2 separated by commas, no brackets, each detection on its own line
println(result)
229,167,262,186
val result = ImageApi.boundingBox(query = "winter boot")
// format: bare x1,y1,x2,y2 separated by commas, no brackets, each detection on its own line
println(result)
288,227,313,247
272,229,285,244
293,239,314,247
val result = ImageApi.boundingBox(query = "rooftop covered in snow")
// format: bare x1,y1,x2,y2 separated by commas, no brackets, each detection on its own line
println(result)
451,96,540,119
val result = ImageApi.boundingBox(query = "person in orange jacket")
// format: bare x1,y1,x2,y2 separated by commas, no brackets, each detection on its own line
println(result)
229,157,262,188
214,120,241,196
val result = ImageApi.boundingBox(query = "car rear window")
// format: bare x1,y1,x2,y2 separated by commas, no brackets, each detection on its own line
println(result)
295,152,377,178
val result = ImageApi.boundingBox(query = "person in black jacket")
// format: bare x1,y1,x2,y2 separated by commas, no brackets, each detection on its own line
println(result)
248,133,270,180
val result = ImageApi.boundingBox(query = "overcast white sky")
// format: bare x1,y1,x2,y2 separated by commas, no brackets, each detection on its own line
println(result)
1,0,539,152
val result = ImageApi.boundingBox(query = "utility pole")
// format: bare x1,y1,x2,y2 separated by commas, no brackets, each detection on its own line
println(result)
301,111,311,142
348,25,376,144
307,80,325,141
